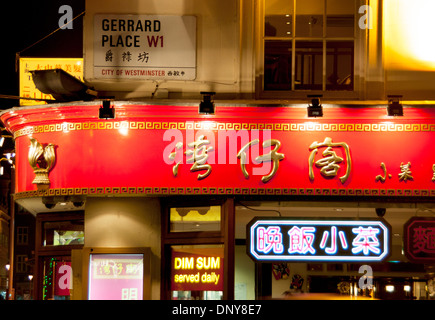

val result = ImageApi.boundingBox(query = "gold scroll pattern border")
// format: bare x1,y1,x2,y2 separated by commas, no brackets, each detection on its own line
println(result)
13,122,435,138
14,187,435,200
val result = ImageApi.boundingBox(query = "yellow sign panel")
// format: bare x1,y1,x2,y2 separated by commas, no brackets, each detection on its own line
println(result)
19,58,83,106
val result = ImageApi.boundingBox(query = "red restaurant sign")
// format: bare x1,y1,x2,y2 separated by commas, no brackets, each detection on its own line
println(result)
1,104,435,198
404,217,435,263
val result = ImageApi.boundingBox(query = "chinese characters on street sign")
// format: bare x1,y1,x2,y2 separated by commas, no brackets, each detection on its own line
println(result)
404,217,435,263
247,218,391,262
93,15,196,80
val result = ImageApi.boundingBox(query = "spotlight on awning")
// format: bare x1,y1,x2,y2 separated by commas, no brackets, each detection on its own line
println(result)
387,95,403,116
307,94,323,117
99,99,115,119
31,69,97,102
199,91,216,114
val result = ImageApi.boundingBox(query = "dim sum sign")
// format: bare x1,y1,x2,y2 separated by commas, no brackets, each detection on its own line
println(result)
171,251,224,291
247,218,391,262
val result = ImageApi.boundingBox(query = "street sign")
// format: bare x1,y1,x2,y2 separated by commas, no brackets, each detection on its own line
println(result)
93,15,196,80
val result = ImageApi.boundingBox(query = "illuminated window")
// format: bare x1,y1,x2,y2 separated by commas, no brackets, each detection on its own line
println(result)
263,0,355,92
43,220,84,246
169,206,221,233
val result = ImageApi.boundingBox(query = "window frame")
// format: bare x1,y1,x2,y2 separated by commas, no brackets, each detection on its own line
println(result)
15,254,27,273
256,0,366,100
16,226,29,245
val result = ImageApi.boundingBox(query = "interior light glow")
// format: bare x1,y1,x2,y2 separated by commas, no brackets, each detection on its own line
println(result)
386,285,395,292
384,0,435,70
404,285,411,292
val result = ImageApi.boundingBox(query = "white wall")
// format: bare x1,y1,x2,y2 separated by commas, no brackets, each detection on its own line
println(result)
84,197,161,299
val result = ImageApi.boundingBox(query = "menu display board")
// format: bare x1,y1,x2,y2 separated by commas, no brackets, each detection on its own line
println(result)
88,253,144,300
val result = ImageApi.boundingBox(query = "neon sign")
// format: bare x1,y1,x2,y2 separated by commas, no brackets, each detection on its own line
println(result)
171,251,224,291
404,217,435,263
247,218,391,262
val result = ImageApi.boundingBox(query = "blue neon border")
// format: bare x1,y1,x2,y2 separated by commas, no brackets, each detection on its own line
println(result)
247,217,392,262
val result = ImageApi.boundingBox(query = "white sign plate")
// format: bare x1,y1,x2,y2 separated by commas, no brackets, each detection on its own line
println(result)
93,14,196,80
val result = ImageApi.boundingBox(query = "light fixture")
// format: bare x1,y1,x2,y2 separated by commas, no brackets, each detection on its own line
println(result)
31,69,97,102
376,207,386,217
199,91,215,114
42,195,85,209
385,285,395,292
99,99,115,119
387,95,403,116
0,153,15,176
307,95,323,117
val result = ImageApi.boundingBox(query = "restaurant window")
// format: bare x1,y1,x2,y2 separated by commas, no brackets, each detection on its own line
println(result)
169,206,221,233
162,199,233,300
41,256,71,300
35,212,84,300
42,220,84,246
263,0,356,92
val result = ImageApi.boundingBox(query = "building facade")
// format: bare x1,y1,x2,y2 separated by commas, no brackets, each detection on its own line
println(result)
1,0,435,300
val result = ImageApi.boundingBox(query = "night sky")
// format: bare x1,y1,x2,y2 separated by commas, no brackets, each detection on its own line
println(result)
0,0,85,109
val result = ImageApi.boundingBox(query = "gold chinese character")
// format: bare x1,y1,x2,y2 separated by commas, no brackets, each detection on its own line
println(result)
432,164,435,182
375,162,392,182
237,139,259,179
237,139,285,183
168,142,183,177
398,162,413,181
309,137,352,183
185,135,214,180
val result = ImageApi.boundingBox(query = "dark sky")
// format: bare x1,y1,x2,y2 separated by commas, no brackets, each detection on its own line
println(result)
0,0,85,109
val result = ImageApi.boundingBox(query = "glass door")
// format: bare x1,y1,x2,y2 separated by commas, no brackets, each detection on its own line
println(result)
162,198,235,300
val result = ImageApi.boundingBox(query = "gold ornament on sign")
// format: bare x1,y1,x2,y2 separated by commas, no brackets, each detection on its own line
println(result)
28,138,56,190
